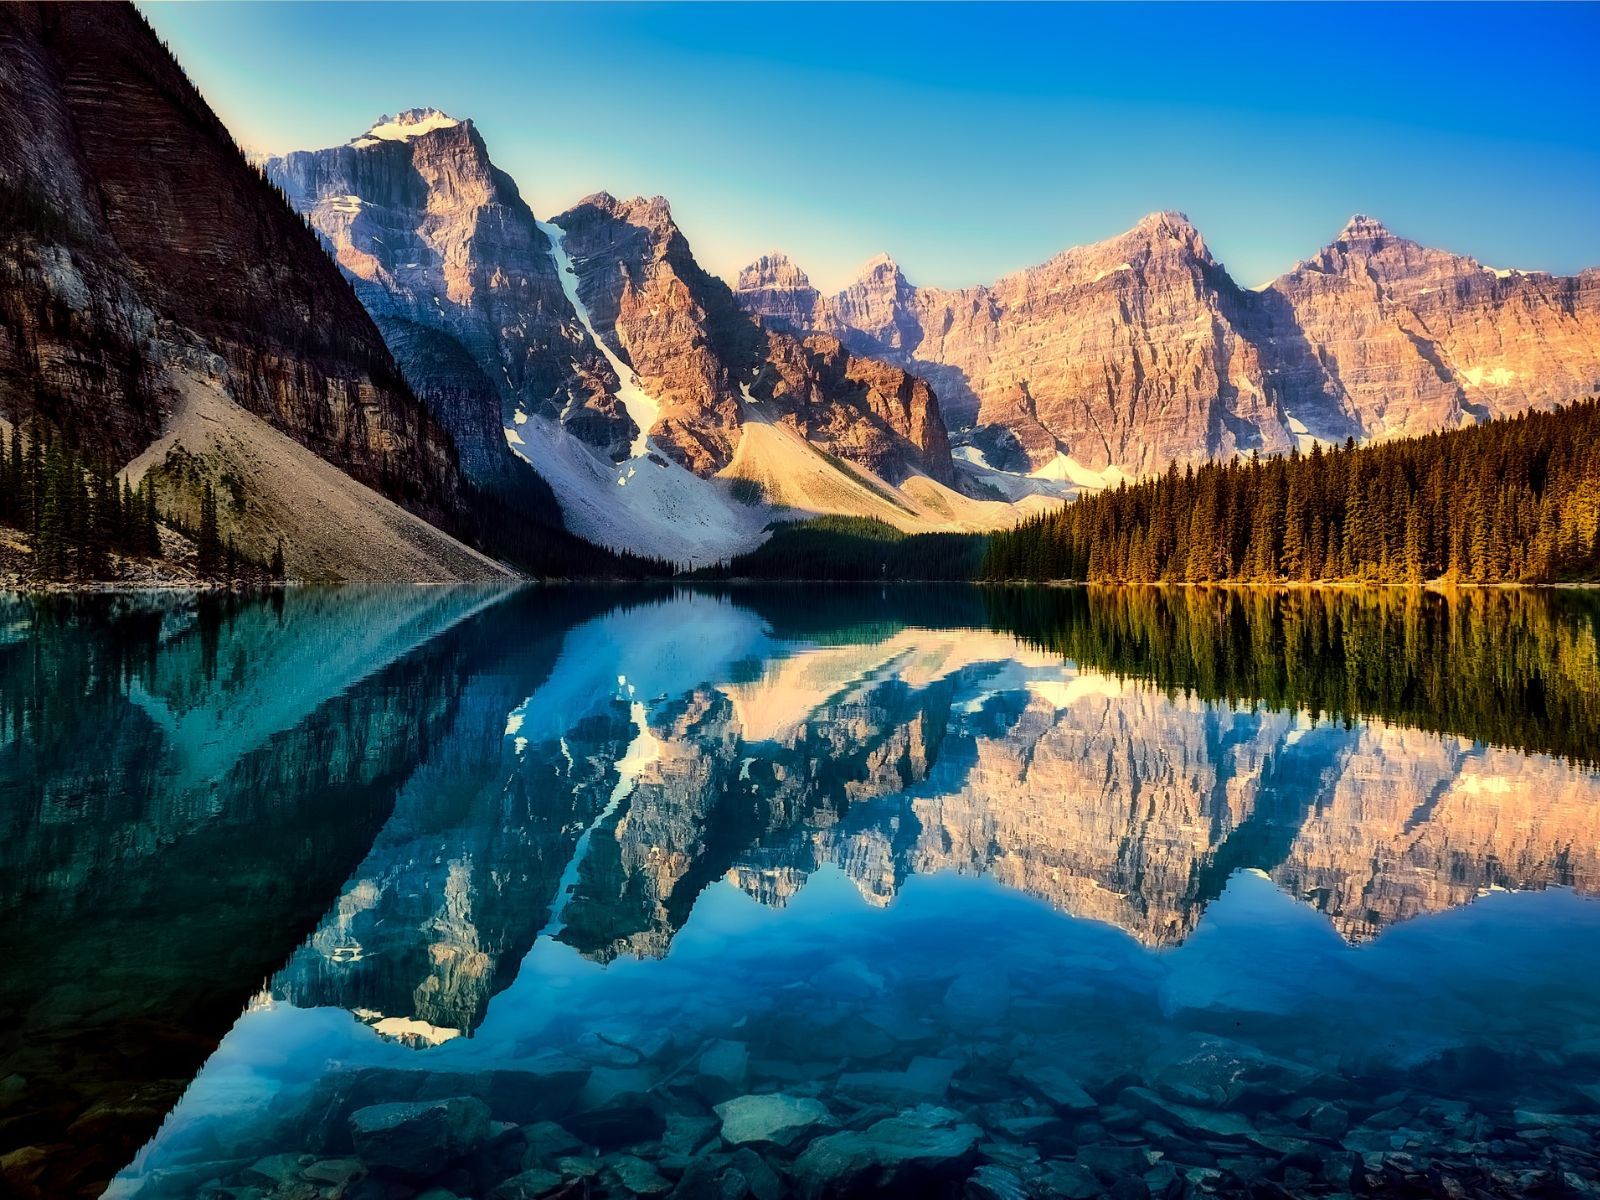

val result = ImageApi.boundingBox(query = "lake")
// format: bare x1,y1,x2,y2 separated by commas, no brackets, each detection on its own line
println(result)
2,585,1598,1200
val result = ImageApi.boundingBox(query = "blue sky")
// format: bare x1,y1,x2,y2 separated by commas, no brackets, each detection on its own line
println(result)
142,2,1600,292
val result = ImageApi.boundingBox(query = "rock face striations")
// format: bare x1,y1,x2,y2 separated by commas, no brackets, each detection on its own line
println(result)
738,213,1600,481
1258,214,1600,441
0,4,497,579
265,111,633,496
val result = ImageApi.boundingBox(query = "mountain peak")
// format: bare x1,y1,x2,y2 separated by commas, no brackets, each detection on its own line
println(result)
851,252,904,284
738,252,812,293
1337,213,1394,242
1133,210,1196,233
1118,211,1209,261
351,108,461,147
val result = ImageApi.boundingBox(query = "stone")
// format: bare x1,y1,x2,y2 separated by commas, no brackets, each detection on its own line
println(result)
662,1111,721,1158
835,1057,959,1107
694,1041,751,1102
348,1096,492,1177
1038,1161,1102,1199
302,1157,365,1188
242,1154,305,1189
1121,1087,1255,1142
714,1093,834,1148
792,1105,981,1198
553,1155,603,1179
670,1155,746,1200
486,1063,592,1123
1009,1062,1097,1112
606,1153,672,1195
489,1167,565,1199
1075,1144,1156,1179
964,1163,1028,1200
564,1096,666,1152
1306,1102,1350,1138
521,1121,585,1166
728,1148,784,1200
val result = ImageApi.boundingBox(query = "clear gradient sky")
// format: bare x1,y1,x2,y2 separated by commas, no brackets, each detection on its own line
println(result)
141,2,1600,292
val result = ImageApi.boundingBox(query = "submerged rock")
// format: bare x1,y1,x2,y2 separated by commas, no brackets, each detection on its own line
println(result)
694,1041,752,1102
348,1096,490,1177
714,1093,834,1148
964,1162,1028,1200
1008,1062,1096,1112
835,1057,959,1107
489,1166,565,1199
792,1104,981,1198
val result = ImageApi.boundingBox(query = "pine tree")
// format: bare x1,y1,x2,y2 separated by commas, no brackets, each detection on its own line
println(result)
144,480,161,556
197,482,220,577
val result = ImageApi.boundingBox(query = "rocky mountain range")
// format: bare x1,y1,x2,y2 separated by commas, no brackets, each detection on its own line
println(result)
0,4,509,581
737,213,1600,482
266,116,1042,565
6,6,1599,577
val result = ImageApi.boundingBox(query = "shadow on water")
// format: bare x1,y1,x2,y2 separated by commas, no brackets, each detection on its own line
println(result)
1,584,1597,1199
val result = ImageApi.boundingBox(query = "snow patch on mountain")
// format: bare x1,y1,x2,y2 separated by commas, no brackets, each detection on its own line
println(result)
538,218,660,458
351,108,460,148
506,417,768,567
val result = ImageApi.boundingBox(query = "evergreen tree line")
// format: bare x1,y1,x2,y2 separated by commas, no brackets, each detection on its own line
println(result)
982,399,1600,584
0,426,285,583
158,481,286,584
0,425,160,580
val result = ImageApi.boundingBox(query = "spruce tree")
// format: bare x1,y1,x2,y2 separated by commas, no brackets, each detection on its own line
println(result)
197,482,220,577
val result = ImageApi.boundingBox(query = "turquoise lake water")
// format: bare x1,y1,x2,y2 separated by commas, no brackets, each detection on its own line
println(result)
2,585,1597,1199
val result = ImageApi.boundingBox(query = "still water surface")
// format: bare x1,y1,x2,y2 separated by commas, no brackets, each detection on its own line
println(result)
2,586,1598,1199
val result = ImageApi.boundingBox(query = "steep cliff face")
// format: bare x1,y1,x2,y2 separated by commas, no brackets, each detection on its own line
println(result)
551,193,962,488
739,213,1600,481
1257,214,1600,442
265,112,633,488
552,192,760,476
0,4,473,560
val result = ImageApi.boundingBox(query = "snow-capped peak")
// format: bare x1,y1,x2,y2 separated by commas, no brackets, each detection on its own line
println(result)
351,108,460,148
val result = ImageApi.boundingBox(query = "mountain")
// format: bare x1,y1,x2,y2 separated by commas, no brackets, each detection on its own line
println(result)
264,110,633,500
736,213,1600,484
269,125,1046,565
1259,214,1600,440
0,4,507,581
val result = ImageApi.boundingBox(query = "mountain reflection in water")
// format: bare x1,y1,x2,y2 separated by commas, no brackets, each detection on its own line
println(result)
1,585,1597,1200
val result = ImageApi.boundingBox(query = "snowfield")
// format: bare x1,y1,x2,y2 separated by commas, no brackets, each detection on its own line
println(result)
506,417,769,567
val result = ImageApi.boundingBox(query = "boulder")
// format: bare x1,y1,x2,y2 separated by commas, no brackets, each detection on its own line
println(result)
792,1105,981,1198
489,1167,566,1199
714,1093,834,1149
348,1096,491,1177
1008,1062,1096,1112
605,1153,673,1195
694,1041,751,1102
964,1163,1028,1200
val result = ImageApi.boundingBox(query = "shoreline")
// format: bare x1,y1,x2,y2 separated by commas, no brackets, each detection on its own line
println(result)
6,578,1599,595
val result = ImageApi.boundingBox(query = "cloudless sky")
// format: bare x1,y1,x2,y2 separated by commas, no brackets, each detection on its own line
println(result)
141,2,1600,292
